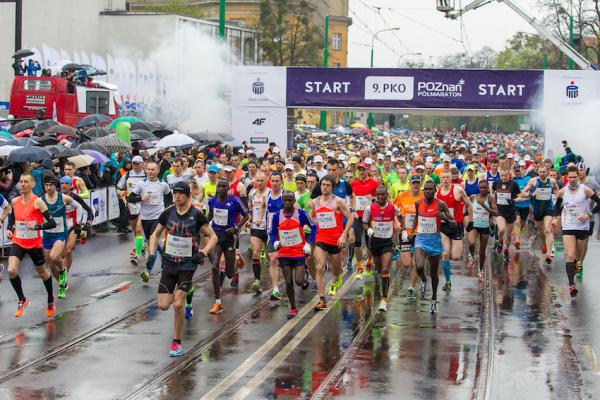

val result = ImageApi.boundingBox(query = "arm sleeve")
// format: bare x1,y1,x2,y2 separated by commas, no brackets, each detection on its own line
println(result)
553,196,563,217
590,193,600,214
36,210,56,230
269,213,280,244
72,193,94,223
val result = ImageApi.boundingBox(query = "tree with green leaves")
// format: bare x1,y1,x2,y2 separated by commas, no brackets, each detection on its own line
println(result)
142,0,204,19
254,0,322,66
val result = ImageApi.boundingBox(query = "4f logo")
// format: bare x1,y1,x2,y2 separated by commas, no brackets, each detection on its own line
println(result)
252,118,266,126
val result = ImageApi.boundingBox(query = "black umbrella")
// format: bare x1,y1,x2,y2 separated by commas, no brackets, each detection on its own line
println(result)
36,136,58,146
130,122,156,132
94,134,132,153
76,114,112,129
9,120,36,134
188,132,222,142
132,139,155,150
12,49,35,59
152,129,173,139
4,137,39,146
82,127,110,139
45,144,68,157
58,148,84,158
75,141,109,155
130,129,158,141
47,124,78,137
8,146,52,163
33,120,59,135
62,63,82,71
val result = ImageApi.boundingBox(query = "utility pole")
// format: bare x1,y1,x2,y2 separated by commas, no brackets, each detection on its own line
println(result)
320,16,329,131
219,0,226,39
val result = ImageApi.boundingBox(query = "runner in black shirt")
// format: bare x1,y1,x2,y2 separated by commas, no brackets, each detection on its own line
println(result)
492,169,521,256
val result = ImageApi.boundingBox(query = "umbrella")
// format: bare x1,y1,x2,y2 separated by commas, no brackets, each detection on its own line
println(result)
108,116,142,129
4,137,39,147
130,122,156,132
155,133,196,149
36,136,58,146
0,145,22,157
47,125,78,137
76,114,112,129
187,132,221,142
58,148,84,158
132,139,155,150
82,127,110,139
152,129,174,139
67,154,94,169
14,129,33,138
218,133,234,141
13,49,35,59
9,120,36,134
44,144,68,157
33,120,59,135
94,134,132,153
350,122,365,129
62,63,82,71
130,129,157,141
75,141,109,155
8,146,52,163
0,131,14,139
82,149,109,164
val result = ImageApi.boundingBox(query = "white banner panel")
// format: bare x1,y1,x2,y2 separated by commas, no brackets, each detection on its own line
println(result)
88,189,108,225
232,66,287,108
107,186,120,221
543,70,600,162
232,106,288,155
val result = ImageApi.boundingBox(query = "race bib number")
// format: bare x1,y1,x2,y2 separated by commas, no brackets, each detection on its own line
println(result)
144,190,161,206
373,221,393,238
316,212,337,229
473,205,489,221
564,207,581,224
417,216,437,234
128,202,141,215
16,221,38,239
356,196,371,211
280,229,303,246
535,188,552,201
496,192,511,206
213,208,229,226
45,217,65,234
165,234,193,257
405,214,415,229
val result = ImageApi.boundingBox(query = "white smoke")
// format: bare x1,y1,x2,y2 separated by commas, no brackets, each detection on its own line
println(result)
144,25,233,133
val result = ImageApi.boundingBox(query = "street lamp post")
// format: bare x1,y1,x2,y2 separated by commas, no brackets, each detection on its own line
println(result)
368,27,400,128
397,52,422,67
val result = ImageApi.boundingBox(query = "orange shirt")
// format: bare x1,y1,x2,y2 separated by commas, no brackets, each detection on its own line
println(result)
394,190,423,235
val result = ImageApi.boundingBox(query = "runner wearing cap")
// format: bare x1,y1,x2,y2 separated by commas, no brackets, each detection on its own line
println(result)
207,178,249,314
166,157,192,203
199,164,219,211
283,164,297,192
224,164,247,205
147,181,217,356
394,174,423,298
466,179,498,281
350,162,378,279
248,172,270,294
312,156,327,179
552,165,600,297
7,173,57,318
63,161,89,199
117,155,147,264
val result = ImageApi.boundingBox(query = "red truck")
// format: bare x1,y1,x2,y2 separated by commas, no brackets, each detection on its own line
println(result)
9,76,118,127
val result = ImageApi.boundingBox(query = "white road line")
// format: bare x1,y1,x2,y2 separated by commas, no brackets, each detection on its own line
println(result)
90,281,132,298
200,273,355,400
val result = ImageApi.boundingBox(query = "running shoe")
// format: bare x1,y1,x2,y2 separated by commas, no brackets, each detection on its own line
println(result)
169,341,183,357
443,281,452,291
314,299,327,311
346,261,353,271
328,283,337,297
209,303,223,314
467,254,475,269
569,284,578,298
407,287,416,299
576,262,583,279
545,255,553,265
140,271,150,283
478,270,484,283
58,269,68,290
58,285,67,299
231,273,239,288
378,299,387,312
251,279,262,294
419,281,427,300
495,242,503,254
130,248,136,256
270,289,282,301
542,244,547,254
185,305,193,319
311,281,318,292
392,247,401,261
551,245,556,257
130,254,139,266
287,308,298,320
356,268,364,280
365,261,373,277
46,301,55,318
430,300,438,314
514,240,521,250
15,299,30,318
260,250,267,260
503,248,509,257
335,274,342,289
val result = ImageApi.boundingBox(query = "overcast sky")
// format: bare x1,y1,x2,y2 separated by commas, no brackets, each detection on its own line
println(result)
347,0,542,67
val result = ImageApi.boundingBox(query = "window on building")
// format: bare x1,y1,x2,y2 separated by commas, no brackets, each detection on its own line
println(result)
332,33,342,50
23,80,52,91
85,91,110,114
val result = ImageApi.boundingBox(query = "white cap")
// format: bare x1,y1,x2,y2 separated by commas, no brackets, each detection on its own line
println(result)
339,154,347,161
426,156,433,163
442,154,451,162
507,153,514,159
377,153,384,160
222,165,235,172
238,148,244,154
385,150,392,156
285,164,293,170
524,154,531,161
132,155,143,163
391,157,396,163
471,147,478,153
246,149,253,155
273,147,280,153
364,157,373,164
314,155,323,163
458,154,465,160
416,164,425,170
519,160,526,166
327,151,335,158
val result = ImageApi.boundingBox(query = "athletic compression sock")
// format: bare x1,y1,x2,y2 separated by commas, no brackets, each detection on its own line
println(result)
135,236,144,256
566,261,576,285
347,244,355,264
43,277,54,303
442,259,451,282
252,259,261,280
10,276,26,302
186,287,195,306
382,273,390,299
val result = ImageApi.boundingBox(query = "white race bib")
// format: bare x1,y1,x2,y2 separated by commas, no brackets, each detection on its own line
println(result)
144,190,161,206
417,216,437,234
356,196,371,211
165,234,193,257
316,211,337,229
45,217,65,234
128,202,141,215
373,221,393,238
280,229,303,246
564,206,581,224
67,218,74,229
16,221,38,239
535,187,552,201
213,208,229,226
405,214,415,229
473,204,489,221
496,192,511,206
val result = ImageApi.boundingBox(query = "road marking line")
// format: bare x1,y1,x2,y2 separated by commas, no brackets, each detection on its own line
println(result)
90,281,132,298
231,274,356,400
200,273,355,400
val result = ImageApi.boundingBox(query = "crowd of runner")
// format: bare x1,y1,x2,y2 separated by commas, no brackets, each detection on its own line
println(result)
2,127,600,358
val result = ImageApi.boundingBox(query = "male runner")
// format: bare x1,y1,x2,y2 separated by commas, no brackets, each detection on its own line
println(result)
266,172,284,301
492,168,521,256
248,172,269,294
63,161,89,198
350,162,378,278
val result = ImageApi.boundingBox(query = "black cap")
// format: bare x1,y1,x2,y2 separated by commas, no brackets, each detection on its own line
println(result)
410,174,422,183
172,181,190,197
292,156,302,164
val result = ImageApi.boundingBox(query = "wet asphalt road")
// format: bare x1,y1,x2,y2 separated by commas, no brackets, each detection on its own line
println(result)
0,229,599,399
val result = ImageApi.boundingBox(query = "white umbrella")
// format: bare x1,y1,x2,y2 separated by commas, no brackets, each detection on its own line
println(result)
155,133,196,149
67,154,95,169
0,145,23,157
